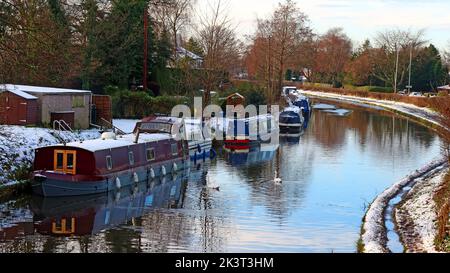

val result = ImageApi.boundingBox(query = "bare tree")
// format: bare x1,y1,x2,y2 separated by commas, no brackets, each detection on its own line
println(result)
0,0,80,86
150,0,195,52
443,41,450,70
315,27,352,88
248,0,311,102
372,29,427,91
194,0,242,107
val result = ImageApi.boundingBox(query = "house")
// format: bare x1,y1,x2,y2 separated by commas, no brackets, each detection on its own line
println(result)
0,84,92,129
175,46,203,68
226,93,245,107
437,85,450,94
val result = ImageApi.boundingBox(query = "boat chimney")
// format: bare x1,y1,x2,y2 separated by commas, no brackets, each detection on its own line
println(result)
134,128,141,144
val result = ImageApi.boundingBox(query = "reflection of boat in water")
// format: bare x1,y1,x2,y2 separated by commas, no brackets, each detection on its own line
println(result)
31,173,188,237
225,144,279,166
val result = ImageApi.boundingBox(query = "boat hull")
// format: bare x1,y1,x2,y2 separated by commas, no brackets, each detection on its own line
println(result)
188,140,213,161
279,123,303,137
32,159,186,197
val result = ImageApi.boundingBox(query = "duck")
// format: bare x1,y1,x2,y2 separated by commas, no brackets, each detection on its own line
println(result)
274,171,282,184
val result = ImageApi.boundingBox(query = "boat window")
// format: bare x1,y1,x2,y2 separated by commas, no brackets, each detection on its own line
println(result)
129,151,135,166
146,148,155,161
65,151,76,175
106,156,113,170
171,143,178,156
55,151,64,171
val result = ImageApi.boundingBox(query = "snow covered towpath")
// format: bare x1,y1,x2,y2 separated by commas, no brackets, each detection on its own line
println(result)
298,90,441,128
394,165,449,253
361,158,448,253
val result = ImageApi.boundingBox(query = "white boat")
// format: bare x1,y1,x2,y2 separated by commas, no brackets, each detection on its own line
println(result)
136,116,214,162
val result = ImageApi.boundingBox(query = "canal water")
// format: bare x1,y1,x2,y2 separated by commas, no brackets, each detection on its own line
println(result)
0,99,442,253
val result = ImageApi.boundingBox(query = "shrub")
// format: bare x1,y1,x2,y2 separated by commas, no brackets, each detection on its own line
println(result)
109,88,185,119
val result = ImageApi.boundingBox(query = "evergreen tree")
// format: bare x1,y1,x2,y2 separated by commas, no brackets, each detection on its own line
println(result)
411,44,449,92
80,0,99,90
92,0,172,90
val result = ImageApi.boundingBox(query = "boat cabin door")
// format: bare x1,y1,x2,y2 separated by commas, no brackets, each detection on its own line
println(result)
54,150,77,174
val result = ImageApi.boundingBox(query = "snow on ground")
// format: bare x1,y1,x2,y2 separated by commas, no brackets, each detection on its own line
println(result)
0,125,100,185
362,158,447,253
0,120,140,186
299,90,442,127
395,168,448,253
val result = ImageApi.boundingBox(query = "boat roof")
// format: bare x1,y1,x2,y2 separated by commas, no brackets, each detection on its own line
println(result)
282,106,301,113
52,133,172,152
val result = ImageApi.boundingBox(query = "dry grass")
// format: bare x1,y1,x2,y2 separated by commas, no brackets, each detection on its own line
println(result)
434,172,450,252
430,96,450,252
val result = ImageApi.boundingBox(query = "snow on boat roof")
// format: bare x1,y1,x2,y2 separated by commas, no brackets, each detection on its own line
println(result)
0,85,37,99
282,106,301,113
54,133,171,152
1,84,91,95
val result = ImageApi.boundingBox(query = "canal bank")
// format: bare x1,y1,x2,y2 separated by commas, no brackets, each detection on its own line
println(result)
299,89,449,253
0,125,100,197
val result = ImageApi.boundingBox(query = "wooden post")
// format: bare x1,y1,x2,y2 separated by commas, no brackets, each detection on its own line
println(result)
143,6,148,91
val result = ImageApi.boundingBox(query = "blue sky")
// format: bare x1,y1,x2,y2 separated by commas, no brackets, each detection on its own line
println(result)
219,0,450,50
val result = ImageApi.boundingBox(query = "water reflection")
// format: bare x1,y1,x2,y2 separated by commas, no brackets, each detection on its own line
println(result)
32,175,187,238
0,99,443,253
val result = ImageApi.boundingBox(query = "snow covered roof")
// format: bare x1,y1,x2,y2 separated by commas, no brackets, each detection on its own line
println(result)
176,47,202,60
282,106,301,113
0,86,37,100
53,133,171,152
0,84,91,96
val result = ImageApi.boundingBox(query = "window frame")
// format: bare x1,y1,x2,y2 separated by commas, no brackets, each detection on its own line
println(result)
128,151,135,166
53,150,77,175
146,148,155,162
106,155,113,170
171,143,179,156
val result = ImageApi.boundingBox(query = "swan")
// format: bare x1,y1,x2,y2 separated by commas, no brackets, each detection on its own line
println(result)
274,171,282,184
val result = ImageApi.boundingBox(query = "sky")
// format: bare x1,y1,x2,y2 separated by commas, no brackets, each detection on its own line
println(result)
209,0,450,50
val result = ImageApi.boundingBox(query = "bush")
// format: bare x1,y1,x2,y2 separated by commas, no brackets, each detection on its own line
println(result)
108,88,186,119
367,86,393,93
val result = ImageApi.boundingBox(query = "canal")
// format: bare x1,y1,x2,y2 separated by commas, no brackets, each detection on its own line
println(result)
0,99,442,253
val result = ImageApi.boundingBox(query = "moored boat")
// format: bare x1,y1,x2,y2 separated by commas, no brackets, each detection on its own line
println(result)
223,114,279,152
135,116,214,161
279,106,304,137
32,129,187,197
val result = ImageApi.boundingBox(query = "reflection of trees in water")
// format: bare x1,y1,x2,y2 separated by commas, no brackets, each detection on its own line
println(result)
138,165,228,253
221,144,314,223
310,106,438,161
0,165,229,253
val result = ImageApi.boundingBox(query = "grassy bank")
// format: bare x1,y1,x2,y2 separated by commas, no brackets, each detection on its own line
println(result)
435,171,450,252
0,181,31,202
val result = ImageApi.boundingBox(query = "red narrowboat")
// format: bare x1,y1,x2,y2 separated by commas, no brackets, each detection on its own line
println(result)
32,131,187,197
223,114,279,152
